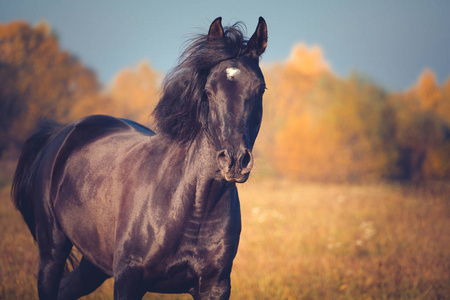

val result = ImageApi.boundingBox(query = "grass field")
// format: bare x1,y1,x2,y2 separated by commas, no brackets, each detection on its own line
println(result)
1,178,449,299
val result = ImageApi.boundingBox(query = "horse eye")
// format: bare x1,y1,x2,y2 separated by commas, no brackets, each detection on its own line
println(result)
204,88,212,97
258,86,267,96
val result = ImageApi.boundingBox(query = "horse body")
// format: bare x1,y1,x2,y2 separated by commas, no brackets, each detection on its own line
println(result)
33,115,240,297
12,17,267,299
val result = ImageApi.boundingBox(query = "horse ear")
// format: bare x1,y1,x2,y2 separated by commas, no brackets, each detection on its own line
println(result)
207,17,224,41
247,17,268,58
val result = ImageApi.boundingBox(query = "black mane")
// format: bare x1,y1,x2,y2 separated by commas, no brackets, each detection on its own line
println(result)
153,23,249,144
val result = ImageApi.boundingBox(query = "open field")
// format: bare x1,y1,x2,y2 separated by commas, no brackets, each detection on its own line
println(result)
1,179,449,299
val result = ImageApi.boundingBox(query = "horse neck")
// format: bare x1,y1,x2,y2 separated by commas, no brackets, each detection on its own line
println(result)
183,131,234,215
185,131,218,178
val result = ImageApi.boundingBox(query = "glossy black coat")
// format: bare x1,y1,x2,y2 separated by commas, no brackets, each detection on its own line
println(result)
12,17,267,300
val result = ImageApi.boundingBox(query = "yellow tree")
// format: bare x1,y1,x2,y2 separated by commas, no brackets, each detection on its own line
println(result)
414,70,450,179
273,73,390,182
108,61,160,126
0,21,99,152
328,75,391,181
257,44,330,174
437,78,450,123
417,69,442,111
391,70,450,181
70,61,161,127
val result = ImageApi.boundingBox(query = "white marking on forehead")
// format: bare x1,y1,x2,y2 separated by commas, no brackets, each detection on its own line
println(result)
226,67,241,81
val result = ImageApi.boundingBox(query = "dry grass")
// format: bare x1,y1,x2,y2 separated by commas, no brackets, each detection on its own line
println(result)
234,179,450,299
1,179,449,299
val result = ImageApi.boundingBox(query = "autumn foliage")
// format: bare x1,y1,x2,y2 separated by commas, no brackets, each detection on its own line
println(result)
259,44,450,182
0,21,160,154
1,21,449,183
0,21,100,151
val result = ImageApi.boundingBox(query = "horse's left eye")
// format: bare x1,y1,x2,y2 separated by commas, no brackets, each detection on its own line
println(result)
257,86,267,97
204,88,212,98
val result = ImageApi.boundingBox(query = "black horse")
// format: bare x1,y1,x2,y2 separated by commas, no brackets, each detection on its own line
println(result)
11,17,267,299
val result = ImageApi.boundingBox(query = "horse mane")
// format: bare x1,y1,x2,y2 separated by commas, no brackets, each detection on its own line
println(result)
153,22,249,144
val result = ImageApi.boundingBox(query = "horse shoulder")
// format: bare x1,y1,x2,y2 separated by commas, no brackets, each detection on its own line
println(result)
48,115,152,199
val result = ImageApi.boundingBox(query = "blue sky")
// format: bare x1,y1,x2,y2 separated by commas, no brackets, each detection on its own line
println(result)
1,0,449,91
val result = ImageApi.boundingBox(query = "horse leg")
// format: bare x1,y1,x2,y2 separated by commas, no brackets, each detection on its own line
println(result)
58,256,111,299
192,277,231,300
113,267,147,300
36,229,73,300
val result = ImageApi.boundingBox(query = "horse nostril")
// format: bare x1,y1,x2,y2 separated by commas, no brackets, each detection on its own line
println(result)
239,149,253,171
217,149,232,172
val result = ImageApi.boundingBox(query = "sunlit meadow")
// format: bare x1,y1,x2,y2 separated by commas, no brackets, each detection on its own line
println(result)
1,177,449,299
1,13,450,300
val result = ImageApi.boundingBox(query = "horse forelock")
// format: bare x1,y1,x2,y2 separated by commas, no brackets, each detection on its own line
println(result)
153,23,250,144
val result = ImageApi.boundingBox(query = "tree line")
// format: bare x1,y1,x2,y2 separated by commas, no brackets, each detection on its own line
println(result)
0,21,159,154
260,45,450,182
1,21,449,183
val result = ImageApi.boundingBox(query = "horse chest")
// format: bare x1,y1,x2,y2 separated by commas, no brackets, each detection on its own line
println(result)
138,215,239,293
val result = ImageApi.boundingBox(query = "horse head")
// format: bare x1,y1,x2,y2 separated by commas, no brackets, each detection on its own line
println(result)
204,17,267,183
154,17,267,183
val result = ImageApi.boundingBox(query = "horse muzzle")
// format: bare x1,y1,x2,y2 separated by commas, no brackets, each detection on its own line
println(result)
217,148,254,183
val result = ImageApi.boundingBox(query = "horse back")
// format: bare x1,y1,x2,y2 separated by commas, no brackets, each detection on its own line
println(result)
47,115,153,198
